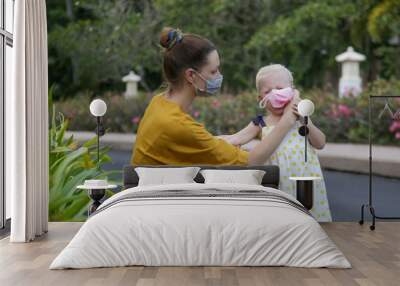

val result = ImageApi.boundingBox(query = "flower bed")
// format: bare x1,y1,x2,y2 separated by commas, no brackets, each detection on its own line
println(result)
56,79,400,145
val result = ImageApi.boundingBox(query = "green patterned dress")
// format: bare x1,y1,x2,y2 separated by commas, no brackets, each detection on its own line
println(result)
253,115,332,222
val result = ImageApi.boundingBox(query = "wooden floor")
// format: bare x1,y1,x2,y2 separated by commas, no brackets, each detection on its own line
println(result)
0,222,399,286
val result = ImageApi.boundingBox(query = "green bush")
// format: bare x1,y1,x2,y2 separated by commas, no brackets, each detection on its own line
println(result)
305,79,400,145
55,79,400,145
56,91,151,134
191,92,259,135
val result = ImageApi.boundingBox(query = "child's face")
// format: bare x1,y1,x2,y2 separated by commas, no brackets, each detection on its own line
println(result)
258,74,292,116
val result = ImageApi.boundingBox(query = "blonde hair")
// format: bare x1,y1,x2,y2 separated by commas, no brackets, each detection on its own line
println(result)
255,64,293,92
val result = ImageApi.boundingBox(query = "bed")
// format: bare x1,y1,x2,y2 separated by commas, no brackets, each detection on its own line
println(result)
50,165,351,269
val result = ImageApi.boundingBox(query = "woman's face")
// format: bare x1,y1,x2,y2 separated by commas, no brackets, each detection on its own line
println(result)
258,74,292,116
190,50,222,92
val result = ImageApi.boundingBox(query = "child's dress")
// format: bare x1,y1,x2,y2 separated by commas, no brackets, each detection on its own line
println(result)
252,115,332,222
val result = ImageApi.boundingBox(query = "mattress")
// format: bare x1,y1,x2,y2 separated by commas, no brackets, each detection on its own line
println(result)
50,183,351,269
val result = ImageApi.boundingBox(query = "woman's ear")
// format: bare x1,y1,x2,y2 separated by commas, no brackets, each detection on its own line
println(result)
184,68,196,85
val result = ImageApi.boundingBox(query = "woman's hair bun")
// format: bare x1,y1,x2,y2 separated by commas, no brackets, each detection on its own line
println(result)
159,27,183,50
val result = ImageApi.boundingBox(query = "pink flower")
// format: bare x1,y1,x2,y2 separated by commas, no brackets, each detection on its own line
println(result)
337,104,352,117
212,99,221,109
193,111,200,118
389,121,400,133
328,104,352,119
132,116,141,124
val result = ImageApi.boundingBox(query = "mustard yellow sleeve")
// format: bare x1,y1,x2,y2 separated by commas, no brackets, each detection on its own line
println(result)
166,115,249,165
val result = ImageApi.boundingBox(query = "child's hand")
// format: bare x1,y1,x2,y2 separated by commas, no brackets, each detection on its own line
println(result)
290,90,302,120
283,90,301,123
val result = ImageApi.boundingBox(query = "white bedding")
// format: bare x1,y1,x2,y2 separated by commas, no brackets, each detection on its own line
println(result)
50,183,351,269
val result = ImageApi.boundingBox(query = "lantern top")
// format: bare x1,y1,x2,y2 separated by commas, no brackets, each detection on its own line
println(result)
122,71,141,82
335,46,366,62
90,99,107,117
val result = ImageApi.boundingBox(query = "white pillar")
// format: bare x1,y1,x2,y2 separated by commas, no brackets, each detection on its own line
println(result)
335,47,366,97
122,71,141,98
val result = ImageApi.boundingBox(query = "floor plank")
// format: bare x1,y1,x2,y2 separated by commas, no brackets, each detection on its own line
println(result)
0,222,399,286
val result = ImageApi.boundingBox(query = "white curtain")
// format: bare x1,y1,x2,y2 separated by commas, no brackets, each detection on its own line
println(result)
7,0,49,242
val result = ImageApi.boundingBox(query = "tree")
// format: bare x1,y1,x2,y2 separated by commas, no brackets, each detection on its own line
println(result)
47,0,400,98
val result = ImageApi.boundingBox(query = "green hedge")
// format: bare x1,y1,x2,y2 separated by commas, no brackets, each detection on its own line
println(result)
56,79,400,145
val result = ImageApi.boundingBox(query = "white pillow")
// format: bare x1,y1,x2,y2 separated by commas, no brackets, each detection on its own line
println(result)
200,169,266,185
135,167,201,186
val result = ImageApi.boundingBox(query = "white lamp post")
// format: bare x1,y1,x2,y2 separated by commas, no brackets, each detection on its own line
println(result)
291,99,318,211
298,99,315,163
122,70,141,98
335,46,366,97
89,99,107,169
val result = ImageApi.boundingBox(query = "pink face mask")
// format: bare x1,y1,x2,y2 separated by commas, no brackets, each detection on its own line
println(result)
259,87,294,109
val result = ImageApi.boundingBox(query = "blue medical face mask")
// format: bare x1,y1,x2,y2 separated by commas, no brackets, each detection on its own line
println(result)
193,70,223,95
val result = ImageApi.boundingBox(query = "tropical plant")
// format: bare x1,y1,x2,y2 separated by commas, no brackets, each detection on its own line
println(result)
49,89,121,221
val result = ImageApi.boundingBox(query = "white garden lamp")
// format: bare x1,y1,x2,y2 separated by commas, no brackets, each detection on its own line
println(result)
293,99,318,210
89,99,107,168
335,46,366,97
298,99,315,162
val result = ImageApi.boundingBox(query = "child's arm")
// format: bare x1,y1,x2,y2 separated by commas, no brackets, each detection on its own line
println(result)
306,118,326,150
218,122,260,146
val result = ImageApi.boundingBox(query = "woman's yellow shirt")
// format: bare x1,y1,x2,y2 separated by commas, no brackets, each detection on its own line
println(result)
131,94,249,165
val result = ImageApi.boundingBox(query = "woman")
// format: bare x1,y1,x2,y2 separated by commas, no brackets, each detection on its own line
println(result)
131,27,300,165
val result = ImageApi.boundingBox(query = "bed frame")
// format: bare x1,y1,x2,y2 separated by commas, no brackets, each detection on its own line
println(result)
123,165,280,189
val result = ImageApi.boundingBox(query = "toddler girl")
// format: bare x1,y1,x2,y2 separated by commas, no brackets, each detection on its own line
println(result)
220,64,332,221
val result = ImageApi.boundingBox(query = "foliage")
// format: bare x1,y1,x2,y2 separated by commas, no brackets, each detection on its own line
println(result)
367,0,400,42
306,79,400,144
56,91,151,133
48,0,161,99
55,79,400,145
48,0,400,99
247,0,357,87
49,89,121,221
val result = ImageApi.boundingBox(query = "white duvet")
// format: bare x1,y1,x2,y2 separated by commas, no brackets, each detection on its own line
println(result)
50,183,351,269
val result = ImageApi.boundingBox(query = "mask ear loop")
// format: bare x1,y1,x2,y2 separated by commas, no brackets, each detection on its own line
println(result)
190,69,206,93
259,93,270,108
